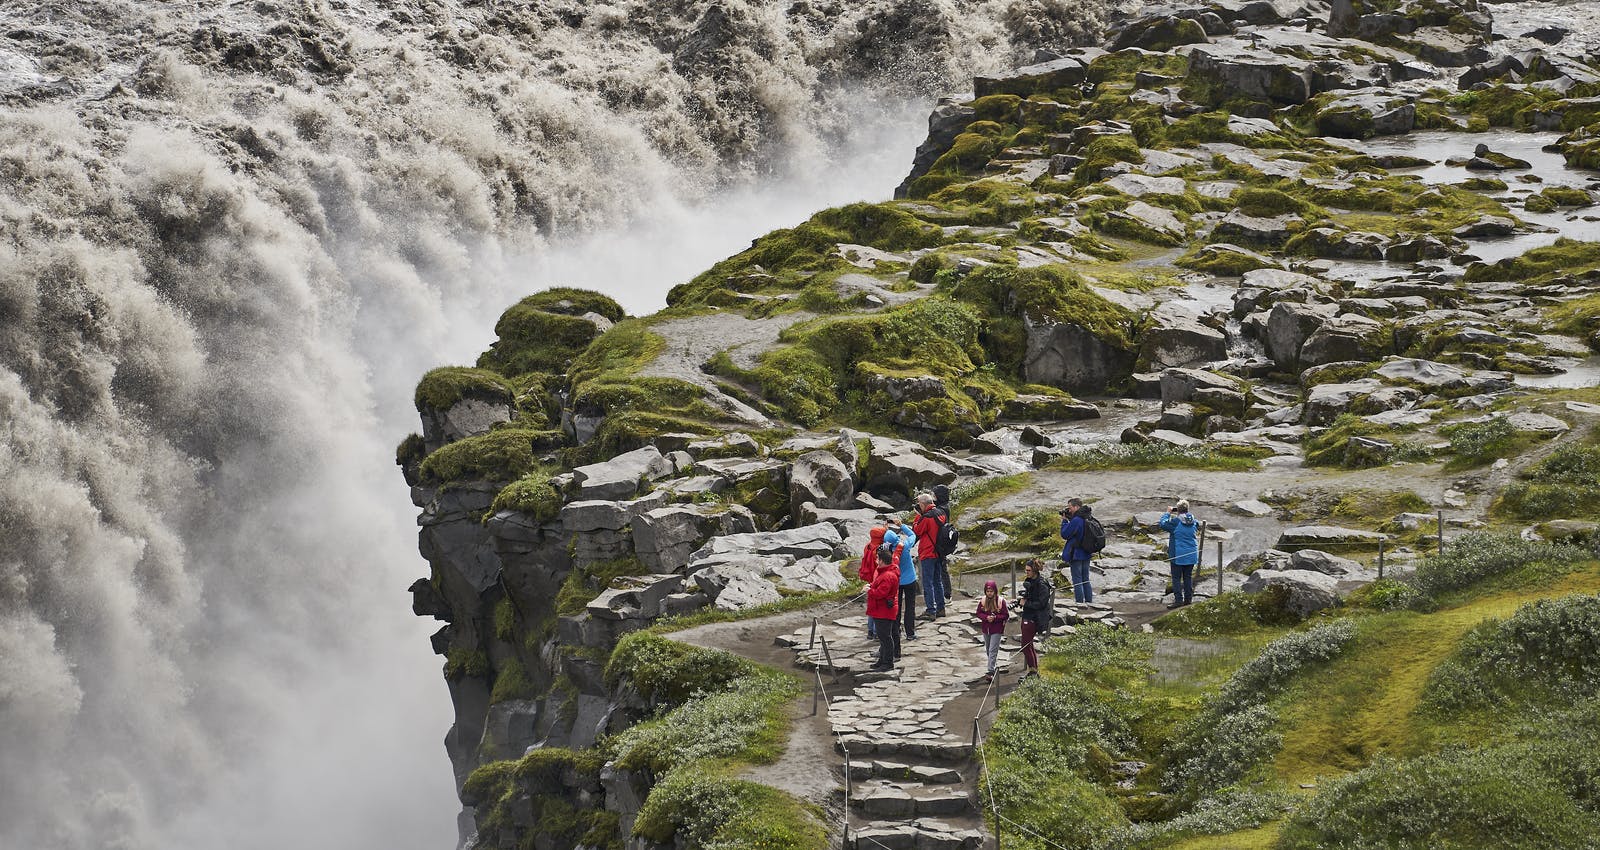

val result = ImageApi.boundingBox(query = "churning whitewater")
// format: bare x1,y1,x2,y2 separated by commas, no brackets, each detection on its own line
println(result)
0,1,1106,848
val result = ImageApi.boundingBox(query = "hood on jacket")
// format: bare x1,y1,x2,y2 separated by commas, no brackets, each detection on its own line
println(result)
984,580,999,593
868,526,886,547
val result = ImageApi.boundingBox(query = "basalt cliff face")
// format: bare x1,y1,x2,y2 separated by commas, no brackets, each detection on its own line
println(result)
405,1,1600,849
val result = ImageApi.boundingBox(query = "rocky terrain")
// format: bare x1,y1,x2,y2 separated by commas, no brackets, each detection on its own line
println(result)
401,1,1600,848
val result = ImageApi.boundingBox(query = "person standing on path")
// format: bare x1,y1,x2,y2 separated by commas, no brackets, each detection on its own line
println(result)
913,493,947,620
1059,498,1095,603
974,579,1010,683
866,543,901,672
1017,559,1051,679
1160,500,1200,609
886,517,920,644
859,524,887,638
933,484,955,606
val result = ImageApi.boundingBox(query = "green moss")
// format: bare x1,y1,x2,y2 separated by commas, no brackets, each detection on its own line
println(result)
490,472,562,520
1469,238,1600,283
445,647,490,681
1176,245,1277,276
950,263,1137,349
1154,588,1307,637
1303,414,1431,468
396,432,426,467
490,657,537,703
1234,188,1320,219
555,556,649,618
1048,443,1264,472
1446,84,1555,128
1076,134,1144,180
970,93,1022,122
414,366,514,412
478,301,609,377
418,429,564,484
513,287,625,322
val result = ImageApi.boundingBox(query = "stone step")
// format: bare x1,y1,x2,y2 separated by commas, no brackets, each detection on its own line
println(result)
849,818,983,850
837,735,974,762
850,780,973,818
847,760,965,784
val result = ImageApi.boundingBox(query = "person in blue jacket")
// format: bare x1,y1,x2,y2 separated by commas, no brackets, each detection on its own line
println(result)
1160,500,1200,609
884,518,920,645
1059,498,1093,603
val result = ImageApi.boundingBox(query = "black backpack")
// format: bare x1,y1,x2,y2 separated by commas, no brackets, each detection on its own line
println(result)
1080,508,1107,555
933,508,960,556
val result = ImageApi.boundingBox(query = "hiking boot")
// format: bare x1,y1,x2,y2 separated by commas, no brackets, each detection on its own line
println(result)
918,610,938,622
1166,602,1183,610
983,673,994,684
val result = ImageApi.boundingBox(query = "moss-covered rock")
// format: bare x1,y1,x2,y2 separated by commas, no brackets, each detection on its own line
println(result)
419,428,565,484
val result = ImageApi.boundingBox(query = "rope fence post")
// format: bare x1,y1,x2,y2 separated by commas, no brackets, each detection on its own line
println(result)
813,668,823,716
809,616,818,650
1378,537,1385,580
1437,510,1445,556
1009,560,1017,597
819,634,839,685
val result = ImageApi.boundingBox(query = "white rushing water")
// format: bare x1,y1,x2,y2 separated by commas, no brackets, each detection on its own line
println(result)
0,1,1107,847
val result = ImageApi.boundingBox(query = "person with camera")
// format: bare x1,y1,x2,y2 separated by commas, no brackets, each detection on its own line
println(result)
1159,499,1200,609
1058,498,1095,604
1016,558,1051,679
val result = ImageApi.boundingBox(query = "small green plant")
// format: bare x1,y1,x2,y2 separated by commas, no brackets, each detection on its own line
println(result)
1411,532,1588,599
1441,416,1521,468
1425,594,1600,713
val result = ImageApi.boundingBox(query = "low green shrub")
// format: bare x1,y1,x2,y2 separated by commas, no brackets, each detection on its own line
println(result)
1426,594,1600,713
1277,742,1600,850
633,772,825,849
610,673,799,772
983,676,1133,847
1215,620,1358,711
1162,703,1281,794
1411,532,1588,599
490,473,562,520
1497,441,1600,520
606,633,758,706
1441,416,1517,467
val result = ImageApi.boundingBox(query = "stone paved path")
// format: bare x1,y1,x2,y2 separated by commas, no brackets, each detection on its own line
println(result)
775,588,1137,850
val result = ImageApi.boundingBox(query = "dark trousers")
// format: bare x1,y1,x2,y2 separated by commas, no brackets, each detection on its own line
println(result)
900,582,919,638
1172,563,1195,604
941,559,953,603
1021,620,1040,670
873,618,897,668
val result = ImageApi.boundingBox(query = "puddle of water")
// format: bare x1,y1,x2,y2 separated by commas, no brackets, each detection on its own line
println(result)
1512,355,1600,389
1150,636,1247,685
1359,131,1600,189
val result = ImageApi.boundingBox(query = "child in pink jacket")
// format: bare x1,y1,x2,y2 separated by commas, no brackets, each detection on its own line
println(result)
975,580,1010,683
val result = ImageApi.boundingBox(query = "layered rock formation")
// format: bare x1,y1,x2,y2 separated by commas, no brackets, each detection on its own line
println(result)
403,1,1600,847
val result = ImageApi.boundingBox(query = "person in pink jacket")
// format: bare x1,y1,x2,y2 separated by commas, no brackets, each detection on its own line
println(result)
974,580,1010,683
866,543,901,672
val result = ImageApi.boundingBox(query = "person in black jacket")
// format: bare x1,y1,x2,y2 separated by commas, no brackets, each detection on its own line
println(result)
1017,558,1051,679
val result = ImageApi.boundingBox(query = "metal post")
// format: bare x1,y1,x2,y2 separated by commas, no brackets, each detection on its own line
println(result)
813,669,823,716
972,716,980,748
809,616,818,650
819,634,839,684
1216,540,1224,598
1378,538,1385,580
842,750,851,850
1437,510,1445,556
1009,561,1017,597
995,809,1002,849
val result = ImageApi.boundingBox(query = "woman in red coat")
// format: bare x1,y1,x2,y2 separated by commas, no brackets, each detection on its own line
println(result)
866,542,901,672
859,525,887,638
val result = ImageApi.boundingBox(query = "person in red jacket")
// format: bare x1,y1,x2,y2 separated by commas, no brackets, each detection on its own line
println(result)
866,542,901,672
859,524,887,639
912,493,948,619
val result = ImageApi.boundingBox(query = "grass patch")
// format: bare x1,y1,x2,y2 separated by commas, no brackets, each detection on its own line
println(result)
951,472,1034,513
1440,415,1542,470
1047,443,1264,472
414,366,514,412
1496,438,1600,521
633,771,825,849
555,556,650,618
